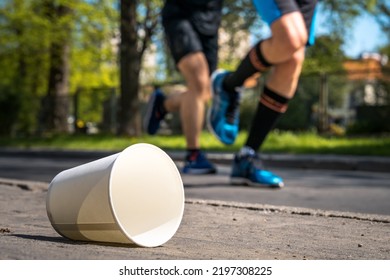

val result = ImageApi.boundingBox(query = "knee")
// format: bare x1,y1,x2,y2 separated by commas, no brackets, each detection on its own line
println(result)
277,49,306,81
289,48,306,68
271,14,308,57
288,27,307,52
278,28,307,57
202,89,212,102
189,76,212,102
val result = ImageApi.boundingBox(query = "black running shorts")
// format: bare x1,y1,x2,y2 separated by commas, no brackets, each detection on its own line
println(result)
162,0,223,74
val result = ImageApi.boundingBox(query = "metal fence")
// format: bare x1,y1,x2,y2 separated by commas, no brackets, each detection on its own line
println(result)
63,72,390,135
4,71,386,137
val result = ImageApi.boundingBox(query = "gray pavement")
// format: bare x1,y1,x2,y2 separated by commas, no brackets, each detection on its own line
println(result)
1,176,389,260
181,165,390,216
1,148,390,215
1,147,390,173
1,148,390,259
170,151,390,173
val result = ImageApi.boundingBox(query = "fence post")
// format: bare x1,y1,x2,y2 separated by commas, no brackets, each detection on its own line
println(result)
73,88,80,133
318,73,329,133
109,88,117,133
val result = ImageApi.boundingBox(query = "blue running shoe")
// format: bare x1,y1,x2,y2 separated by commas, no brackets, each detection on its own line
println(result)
143,88,166,135
207,70,240,145
182,151,217,174
230,152,284,188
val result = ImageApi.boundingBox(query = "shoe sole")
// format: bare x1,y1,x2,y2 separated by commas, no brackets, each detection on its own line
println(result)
182,168,217,175
207,69,231,145
143,92,158,135
230,177,284,188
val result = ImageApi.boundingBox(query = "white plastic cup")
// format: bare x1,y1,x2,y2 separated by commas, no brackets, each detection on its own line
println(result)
46,143,184,247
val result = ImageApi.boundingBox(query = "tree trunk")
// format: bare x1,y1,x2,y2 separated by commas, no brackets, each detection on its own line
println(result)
118,0,142,136
43,2,72,134
45,40,71,133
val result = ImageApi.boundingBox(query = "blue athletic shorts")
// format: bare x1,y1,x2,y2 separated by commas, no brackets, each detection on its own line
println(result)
252,0,318,45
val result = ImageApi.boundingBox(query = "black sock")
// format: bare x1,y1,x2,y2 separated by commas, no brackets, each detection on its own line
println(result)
186,149,200,162
158,101,167,116
245,86,290,151
223,40,272,96
157,93,167,116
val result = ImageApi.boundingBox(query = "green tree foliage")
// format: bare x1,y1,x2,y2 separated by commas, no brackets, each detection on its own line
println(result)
0,0,386,136
303,35,346,74
220,0,262,68
70,0,118,90
320,0,389,48
0,0,49,135
373,0,390,41
319,0,363,37
0,0,117,136
118,0,162,136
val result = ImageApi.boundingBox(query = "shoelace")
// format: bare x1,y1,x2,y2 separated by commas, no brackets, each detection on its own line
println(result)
225,94,240,124
244,154,264,170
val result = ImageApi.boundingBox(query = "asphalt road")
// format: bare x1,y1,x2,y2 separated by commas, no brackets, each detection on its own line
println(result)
1,151,390,216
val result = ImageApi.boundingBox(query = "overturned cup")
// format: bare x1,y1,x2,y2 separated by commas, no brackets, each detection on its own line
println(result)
46,143,185,247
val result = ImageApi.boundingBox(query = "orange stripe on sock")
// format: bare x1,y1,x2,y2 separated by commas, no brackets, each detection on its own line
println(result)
260,95,288,113
249,48,269,72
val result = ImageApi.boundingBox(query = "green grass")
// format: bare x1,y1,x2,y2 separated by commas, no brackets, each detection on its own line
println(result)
263,131,390,156
1,131,390,156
